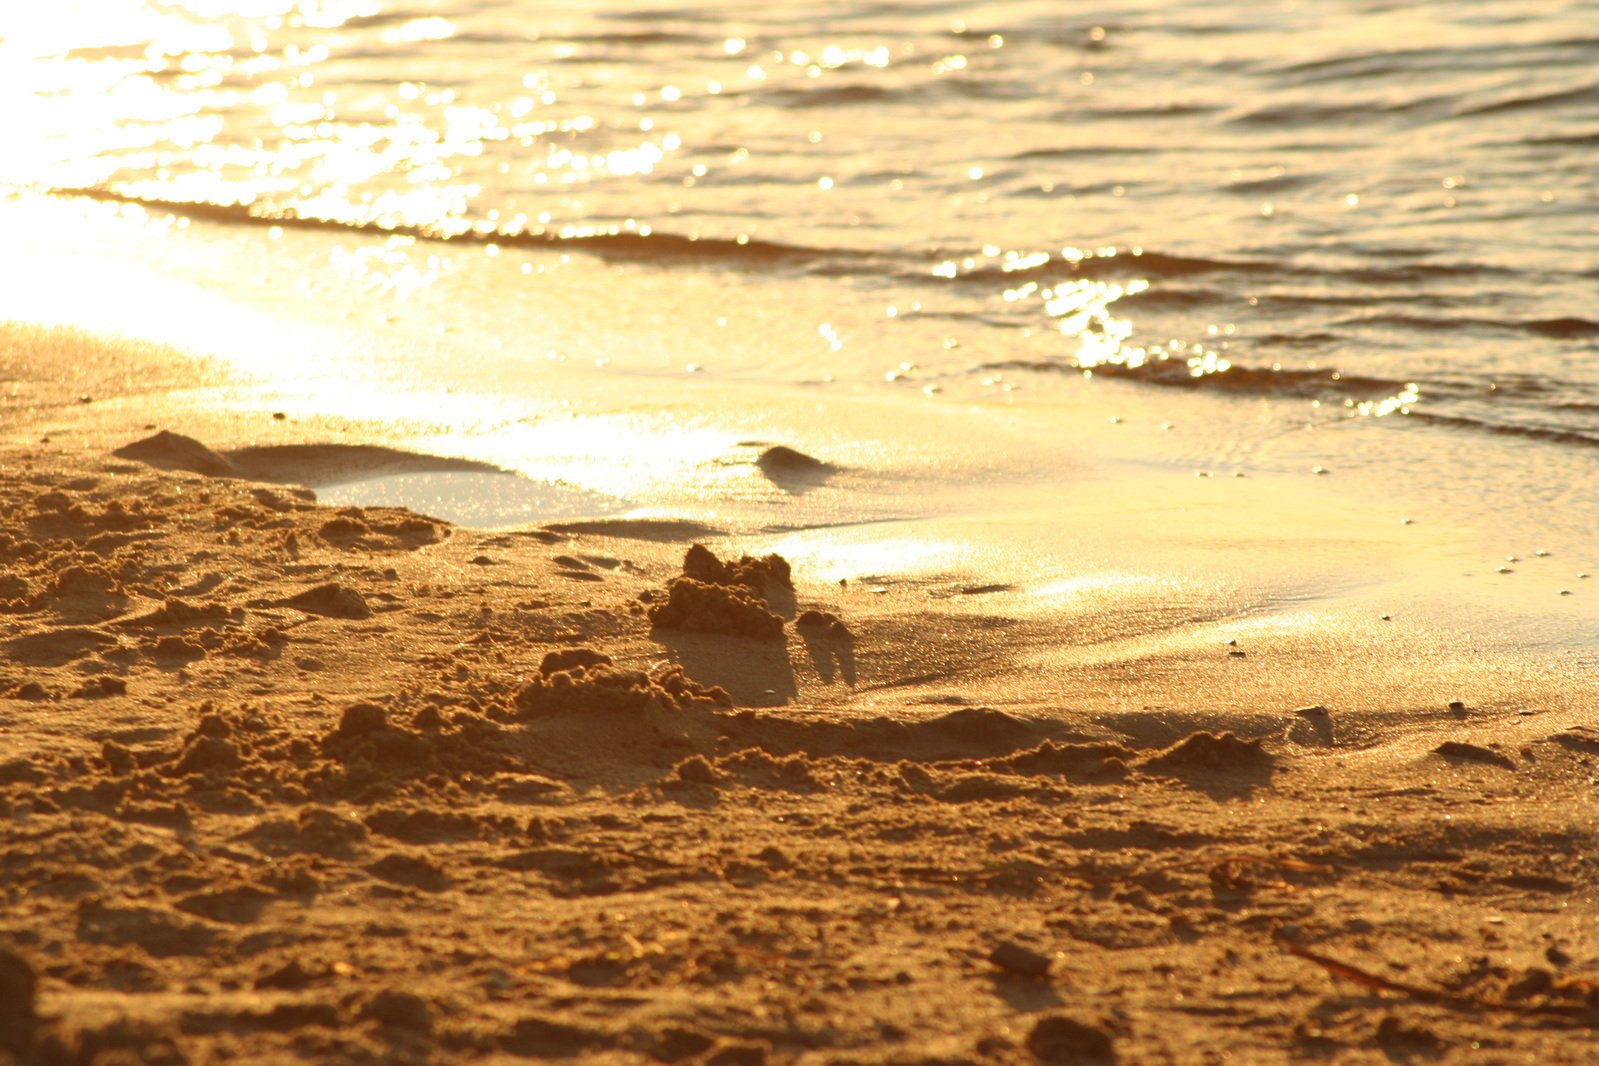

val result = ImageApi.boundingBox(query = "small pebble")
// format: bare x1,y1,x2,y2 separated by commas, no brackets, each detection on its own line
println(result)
989,940,1055,978
1558,589,1572,596
1312,465,1327,475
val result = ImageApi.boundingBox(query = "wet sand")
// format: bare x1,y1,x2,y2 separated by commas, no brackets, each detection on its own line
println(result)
3,399,1599,1063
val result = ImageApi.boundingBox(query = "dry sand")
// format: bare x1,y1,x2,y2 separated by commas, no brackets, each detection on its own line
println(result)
3,416,1599,1066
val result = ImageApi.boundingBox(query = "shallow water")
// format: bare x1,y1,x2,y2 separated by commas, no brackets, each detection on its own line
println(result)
5,1,1599,664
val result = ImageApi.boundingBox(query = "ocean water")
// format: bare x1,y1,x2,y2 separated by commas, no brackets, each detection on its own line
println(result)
5,1,1599,648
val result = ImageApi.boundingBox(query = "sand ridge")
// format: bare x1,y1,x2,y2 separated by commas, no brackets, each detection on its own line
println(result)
1,434,1598,1064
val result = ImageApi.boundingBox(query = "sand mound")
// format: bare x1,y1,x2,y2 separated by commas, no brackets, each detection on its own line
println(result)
112,431,506,488
755,444,832,471
537,647,614,676
112,430,238,477
274,582,371,619
648,577,784,641
542,518,725,541
115,597,234,630
681,543,793,596
989,739,1133,780
1138,731,1275,797
515,651,732,716
1141,730,1271,773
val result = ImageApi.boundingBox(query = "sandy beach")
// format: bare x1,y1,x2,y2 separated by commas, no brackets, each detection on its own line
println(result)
6,1,1599,1057
4,320,1599,1064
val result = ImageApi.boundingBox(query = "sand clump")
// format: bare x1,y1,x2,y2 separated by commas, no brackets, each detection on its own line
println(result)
515,648,732,716
646,544,796,641
647,577,784,641
680,542,793,595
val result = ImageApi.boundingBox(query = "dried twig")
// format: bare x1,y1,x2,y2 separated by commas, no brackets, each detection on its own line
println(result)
1277,935,1598,1022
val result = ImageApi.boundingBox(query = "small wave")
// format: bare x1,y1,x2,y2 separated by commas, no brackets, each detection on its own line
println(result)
1458,82,1599,118
1227,98,1439,127
980,357,1415,404
52,187,857,268
764,83,899,108
1528,317,1599,338
1063,103,1219,121
1331,261,1512,283
547,30,705,45
1265,48,1444,83
1010,145,1163,160
928,249,1276,287
1521,130,1599,146
1335,312,1599,338
1409,412,1599,450
1222,173,1317,196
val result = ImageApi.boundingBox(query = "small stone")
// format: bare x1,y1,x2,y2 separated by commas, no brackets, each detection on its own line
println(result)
989,939,1055,978
704,1041,769,1066
254,959,316,990
1026,1014,1115,1064
650,1026,716,1062
361,989,432,1032
674,755,723,785
1374,1016,1442,1053
334,702,388,737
